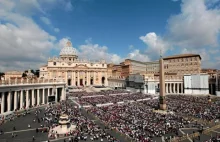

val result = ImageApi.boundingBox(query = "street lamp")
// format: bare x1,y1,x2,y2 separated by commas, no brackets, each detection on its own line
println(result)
146,79,148,94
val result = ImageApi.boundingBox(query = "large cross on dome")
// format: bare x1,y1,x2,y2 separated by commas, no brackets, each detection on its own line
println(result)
66,40,72,47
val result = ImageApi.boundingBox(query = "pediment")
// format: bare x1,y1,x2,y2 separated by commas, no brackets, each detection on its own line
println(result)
74,64,89,69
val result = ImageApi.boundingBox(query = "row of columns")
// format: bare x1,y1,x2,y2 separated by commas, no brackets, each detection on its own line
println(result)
0,87,65,114
67,71,108,86
165,83,184,94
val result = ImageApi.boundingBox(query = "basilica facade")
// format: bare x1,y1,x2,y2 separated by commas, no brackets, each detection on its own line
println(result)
39,40,108,86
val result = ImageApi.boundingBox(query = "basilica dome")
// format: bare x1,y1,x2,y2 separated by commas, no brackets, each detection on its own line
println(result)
59,40,77,56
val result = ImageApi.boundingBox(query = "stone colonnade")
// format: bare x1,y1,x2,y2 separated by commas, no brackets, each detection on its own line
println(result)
66,71,108,86
0,86,65,114
165,82,184,94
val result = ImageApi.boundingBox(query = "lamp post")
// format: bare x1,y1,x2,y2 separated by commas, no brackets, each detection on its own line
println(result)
146,79,148,94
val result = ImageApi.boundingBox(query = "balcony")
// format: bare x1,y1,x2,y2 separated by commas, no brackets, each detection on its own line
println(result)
0,78,65,86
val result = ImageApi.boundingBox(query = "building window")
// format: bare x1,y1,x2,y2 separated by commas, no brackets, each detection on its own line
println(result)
102,64,104,67
53,62,56,65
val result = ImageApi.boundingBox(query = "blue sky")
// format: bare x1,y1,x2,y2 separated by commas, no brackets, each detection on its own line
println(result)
46,0,181,56
0,0,220,71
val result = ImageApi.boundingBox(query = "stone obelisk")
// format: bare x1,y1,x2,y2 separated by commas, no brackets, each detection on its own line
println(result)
159,56,167,110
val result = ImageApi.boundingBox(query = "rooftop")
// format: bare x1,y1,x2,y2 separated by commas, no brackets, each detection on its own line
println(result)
163,54,201,60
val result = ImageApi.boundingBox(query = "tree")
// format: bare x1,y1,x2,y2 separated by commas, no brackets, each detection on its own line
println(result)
22,73,27,77
35,70,40,77
0,72,5,78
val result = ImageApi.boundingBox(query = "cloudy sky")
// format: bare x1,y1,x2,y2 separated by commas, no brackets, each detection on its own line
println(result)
0,0,220,72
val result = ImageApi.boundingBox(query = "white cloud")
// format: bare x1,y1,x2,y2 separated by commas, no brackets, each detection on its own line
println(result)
9,0,74,15
139,0,220,68
140,32,170,60
57,37,70,49
167,0,220,48
180,47,217,68
58,38,151,64
0,0,57,72
78,41,122,63
54,28,60,33
127,49,150,62
40,16,51,25
181,48,210,61
40,17,60,33
166,0,220,69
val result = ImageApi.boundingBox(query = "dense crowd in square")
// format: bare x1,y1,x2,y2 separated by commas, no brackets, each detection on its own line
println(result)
77,93,153,106
68,90,130,98
80,94,220,142
45,101,121,141
1,89,220,142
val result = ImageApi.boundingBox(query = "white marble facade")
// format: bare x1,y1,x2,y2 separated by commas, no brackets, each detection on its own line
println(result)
40,40,108,86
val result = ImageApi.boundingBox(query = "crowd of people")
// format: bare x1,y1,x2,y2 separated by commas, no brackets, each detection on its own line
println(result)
78,93,153,106
44,101,121,142
167,95,220,121
87,101,188,141
68,90,130,98
2,87,220,142
83,94,220,141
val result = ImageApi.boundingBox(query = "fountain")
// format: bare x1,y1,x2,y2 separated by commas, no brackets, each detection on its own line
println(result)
49,114,76,137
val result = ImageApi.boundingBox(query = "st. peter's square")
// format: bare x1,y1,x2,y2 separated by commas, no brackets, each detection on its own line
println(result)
1,0,220,142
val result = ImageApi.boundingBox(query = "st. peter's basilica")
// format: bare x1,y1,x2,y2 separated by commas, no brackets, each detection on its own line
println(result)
39,40,108,86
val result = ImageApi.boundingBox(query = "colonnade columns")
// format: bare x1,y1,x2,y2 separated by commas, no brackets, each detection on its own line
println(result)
42,88,45,104
87,72,89,86
1,92,5,113
70,72,73,86
177,83,180,94
32,89,35,107
169,83,172,94
173,83,176,93
61,87,65,101
26,90,29,109
47,88,50,96
78,72,80,86
66,72,68,86
73,72,76,86
20,90,23,109
165,84,168,94
55,88,58,102
7,91,11,111
37,89,40,105
14,91,18,110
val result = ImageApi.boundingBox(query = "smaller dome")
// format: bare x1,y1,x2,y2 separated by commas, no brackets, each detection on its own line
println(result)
60,40,77,56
